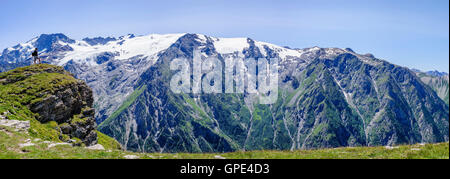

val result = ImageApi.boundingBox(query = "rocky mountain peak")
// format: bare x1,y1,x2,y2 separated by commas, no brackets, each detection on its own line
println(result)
33,33,75,52
0,33,448,152
82,36,117,46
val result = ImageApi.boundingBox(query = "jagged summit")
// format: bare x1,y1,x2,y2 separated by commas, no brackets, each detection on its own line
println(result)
0,33,373,123
0,33,448,153
1,33,373,67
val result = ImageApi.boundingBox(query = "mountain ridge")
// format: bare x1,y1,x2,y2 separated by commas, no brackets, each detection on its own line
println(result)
0,33,363,123
1,33,448,153
0,64,447,159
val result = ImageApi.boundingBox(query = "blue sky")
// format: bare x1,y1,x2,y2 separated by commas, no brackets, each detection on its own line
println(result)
0,0,448,72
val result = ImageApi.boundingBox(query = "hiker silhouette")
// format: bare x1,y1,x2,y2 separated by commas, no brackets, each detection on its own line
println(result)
32,48,41,64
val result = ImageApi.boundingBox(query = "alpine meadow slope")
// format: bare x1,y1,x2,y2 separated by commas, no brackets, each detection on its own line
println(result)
1,33,448,153
0,64,121,150
0,64,447,159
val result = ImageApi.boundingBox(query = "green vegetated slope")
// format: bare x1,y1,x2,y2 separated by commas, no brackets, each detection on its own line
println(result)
98,84,147,129
0,124,122,159
0,64,448,159
0,64,121,154
99,34,449,153
1,124,448,159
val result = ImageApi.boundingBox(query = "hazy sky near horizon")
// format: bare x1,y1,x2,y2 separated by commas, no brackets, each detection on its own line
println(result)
0,0,448,72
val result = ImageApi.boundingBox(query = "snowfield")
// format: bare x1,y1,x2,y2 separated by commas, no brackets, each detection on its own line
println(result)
1,32,366,123
58,33,186,66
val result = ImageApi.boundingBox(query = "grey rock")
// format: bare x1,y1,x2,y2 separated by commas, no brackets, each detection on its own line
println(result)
86,144,105,150
123,155,139,159
0,119,30,132
47,142,72,148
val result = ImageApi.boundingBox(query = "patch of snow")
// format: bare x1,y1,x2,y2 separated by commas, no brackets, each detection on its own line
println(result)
20,42,34,49
309,46,321,51
255,41,304,60
213,37,249,54
57,33,186,66
196,34,208,43
324,48,346,57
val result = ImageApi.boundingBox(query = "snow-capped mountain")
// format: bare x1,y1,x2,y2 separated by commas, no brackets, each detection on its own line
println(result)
0,33,356,123
1,33,448,152
1,33,191,122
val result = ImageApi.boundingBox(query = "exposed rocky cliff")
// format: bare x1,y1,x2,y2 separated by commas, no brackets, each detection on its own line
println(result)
0,64,97,146
1,33,448,153
98,34,449,152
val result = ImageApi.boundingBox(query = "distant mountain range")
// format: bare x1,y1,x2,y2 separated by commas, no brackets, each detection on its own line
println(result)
411,69,449,77
1,33,448,152
412,70,449,106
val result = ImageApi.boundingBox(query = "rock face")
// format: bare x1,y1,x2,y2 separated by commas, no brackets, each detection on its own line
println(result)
414,71,449,106
58,108,97,146
1,33,448,152
30,77,94,124
0,64,97,146
98,34,448,152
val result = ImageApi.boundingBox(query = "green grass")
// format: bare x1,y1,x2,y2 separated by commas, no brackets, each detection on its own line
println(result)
0,64,116,148
97,130,122,150
0,64,78,120
1,64,448,159
182,94,211,124
1,124,448,159
98,84,147,128
0,64,83,144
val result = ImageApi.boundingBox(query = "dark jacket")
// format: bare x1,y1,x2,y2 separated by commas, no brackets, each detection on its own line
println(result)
32,50,38,57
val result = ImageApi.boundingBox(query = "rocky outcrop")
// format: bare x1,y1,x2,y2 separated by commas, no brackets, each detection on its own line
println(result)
59,108,97,146
0,64,97,146
30,78,94,124
0,119,30,132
